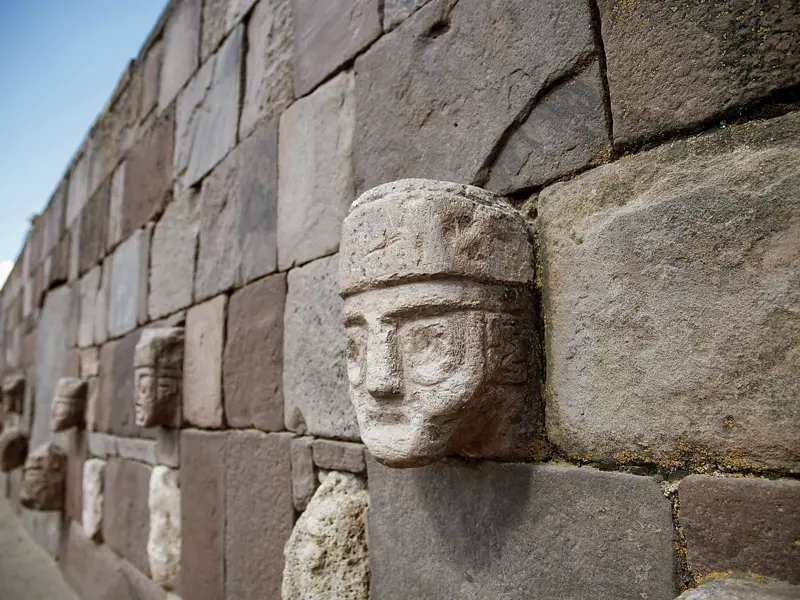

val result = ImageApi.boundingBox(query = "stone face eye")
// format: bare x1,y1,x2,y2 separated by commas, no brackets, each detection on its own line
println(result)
346,326,367,386
400,314,465,386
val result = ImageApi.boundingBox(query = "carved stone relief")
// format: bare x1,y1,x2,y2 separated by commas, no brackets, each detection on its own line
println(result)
134,328,184,428
20,443,67,511
339,179,541,468
82,458,105,540
2,373,26,414
148,465,181,589
0,429,28,472
51,377,88,432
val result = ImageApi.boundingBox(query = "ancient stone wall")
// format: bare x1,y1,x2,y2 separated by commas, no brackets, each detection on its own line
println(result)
0,0,798,598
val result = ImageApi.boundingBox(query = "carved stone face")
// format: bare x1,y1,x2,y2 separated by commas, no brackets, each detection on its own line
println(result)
133,328,184,428
20,443,67,511
51,377,87,432
0,430,28,472
2,374,25,414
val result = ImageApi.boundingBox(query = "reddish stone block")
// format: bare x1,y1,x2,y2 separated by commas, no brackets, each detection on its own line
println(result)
78,179,110,276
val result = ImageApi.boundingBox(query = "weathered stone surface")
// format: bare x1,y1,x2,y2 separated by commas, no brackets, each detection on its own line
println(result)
64,428,87,525
184,296,226,428
20,443,67,511
148,465,181,589
78,180,110,275
383,0,431,30
77,266,101,348
50,377,87,432
282,471,369,600
156,427,180,468
42,180,67,256
106,161,126,251
18,507,63,558
679,476,800,584
159,0,201,110
223,274,285,431
226,430,293,599
50,236,70,286
677,577,800,600
80,347,99,378
354,0,595,192
122,107,175,240
195,118,278,300
0,430,28,472
290,436,317,511
87,432,118,458
284,255,357,439
239,0,293,140
539,111,800,471
201,0,257,61
140,39,162,121
134,327,184,428
66,151,91,227
291,0,380,97
180,430,227,600
108,227,150,338
313,440,366,474
103,458,152,576
278,71,354,269
82,457,105,540
174,24,242,190
369,458,677,599
117,437,157,465
68,222,80,282
598,0,800,148
149,188,199,319
94,255,111,344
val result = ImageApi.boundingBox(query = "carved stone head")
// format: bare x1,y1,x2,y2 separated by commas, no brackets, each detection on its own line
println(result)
2,373,26,414
0,429,28,472
339,179,541,468
20,443,67,511
51,377,88,432
133,328,184,428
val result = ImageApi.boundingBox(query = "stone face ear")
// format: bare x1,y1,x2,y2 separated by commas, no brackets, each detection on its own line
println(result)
134,328,184,428
20,443,67,511
51,377,88,432
82,458,105,541
2,374,26,414
0,430,28,472
147,465,181,589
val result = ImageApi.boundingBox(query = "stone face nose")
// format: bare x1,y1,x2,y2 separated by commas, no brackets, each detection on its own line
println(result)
365,322,403,399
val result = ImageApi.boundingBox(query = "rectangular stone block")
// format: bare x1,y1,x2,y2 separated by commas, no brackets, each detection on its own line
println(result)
106,161,126,251
108,226,150,338
184,295,226,428
284,255,357,439
291,0,380,97
87,432,118,458
539,111,800,471
159,0,201,110
77,266,101,348
226,430,293,600
78,179,110,275
66,151,91,227
181,430,227,600
679,475,800,584
42,180,67,256
140,39,162,122
80,347,99,378
277,70,354,270
156,427,180,468
50,235,70,287
368,458,678,599
290,436,316,511
312,439,366,473
64,428,87,525
94,255,111,344
201,0,257,61
223,273,285,431
116,437,157,465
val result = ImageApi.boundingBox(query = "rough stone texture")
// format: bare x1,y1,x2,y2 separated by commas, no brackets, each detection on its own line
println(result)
82,457,105,540
278,70,355,270
77,266,101,348
290,436,317,511
0,430,28,472
103,457,152,576
195,118,279,300
226,430,293,600
201,0,257,61
108,226,150,338
291,0,380,97
78,180,110,275
20,443,67,511
383,0,431,30
94,255,111,344
80,347,100,378
180,430,227,600
156,427,180,468
174,24,242,190
284,255,357,439
66,151,91,227
106,161,126,251
282,471,369,600
122,107,175,240
140,39,162,121
116,437,158,464
223,273,285,431
354,0,596,192
539,111,800,471
677,578,800,600
148,465,181,589
597,0,800,148
313,440,366,474
184,296,226,428
679,475,800,584
50,377,87,432
369,458,677,599
134,327,184,429
149,188,199,319
239,0,293,140
159,0,201,110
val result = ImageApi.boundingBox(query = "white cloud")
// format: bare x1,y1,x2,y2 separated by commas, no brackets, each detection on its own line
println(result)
0,260,13,288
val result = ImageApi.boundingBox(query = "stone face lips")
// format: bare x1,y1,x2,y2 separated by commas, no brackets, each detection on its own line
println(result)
539,111,800,471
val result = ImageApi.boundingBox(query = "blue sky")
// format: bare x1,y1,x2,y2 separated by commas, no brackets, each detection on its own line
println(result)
0,0,167,285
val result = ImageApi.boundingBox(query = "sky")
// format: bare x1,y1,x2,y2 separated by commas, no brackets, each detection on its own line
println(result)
0,0,167,286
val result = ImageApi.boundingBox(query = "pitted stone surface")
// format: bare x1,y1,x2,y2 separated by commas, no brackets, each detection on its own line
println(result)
282,471,369,600
676,578,800,600
201,0,257,60
82,457,105,540
159,0,201,110
184,296,226,428
383,0,431,30
148,465,181,589
108,227,150,338
103,458,152,576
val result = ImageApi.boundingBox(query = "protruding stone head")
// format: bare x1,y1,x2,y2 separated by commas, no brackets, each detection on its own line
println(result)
2,374,26,414
339,179,540,468
51,377,88,432
134,328,184,428
0,429,28,472
20,443,67,511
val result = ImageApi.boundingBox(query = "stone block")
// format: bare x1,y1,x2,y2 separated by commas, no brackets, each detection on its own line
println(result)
80,347,99,378
148,466,181,589
679,475,800,584
103,458,152,576
63,347,81,378
148,187,199,319
77,266,101,348
64,429,87,525
106,161,126,251
94,255,111,344
108,226,150,338
66,151,91,227
291,0,380,97
159,0,201,110
140,39,162,121
677,577,800,600
597,0,800,148
156,427,180,468
180,429,227,600
383,0,431,30
117,437,157,465
82,457,105,540
277,70,355,269
68,221,80,282
50,236,70,286
312,439,366,473
226,430,293,600
78,179,110,275
87,432,118,458
284,255,357,439
201,0,257,61
223,273,285,431
17,509,63,557
290,436,316,511
195,118,278,300
539,111,800,471
239,0,293,140
174,25,242,190
42,180,67,256
368,458,677,599
354,0,596,191
184,296,226,428
122,106,175,240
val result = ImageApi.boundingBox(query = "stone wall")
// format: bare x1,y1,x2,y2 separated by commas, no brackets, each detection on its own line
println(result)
0,0,798,598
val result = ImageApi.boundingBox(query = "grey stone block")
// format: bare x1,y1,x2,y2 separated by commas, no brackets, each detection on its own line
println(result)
312,439,365,474
383,0,430,30
184,295,226,428
103,458,152,576
156,427,180,468
159,0,201,110
201,0,258,61
677,578,800,600
116,437,158,465
108,227,150,339
66,151,91,227
106,162,126,251
290,436,316,511
77,266,101,348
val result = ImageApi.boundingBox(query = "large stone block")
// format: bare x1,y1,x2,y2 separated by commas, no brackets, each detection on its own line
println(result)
226,430,293,599
284,255,357,439
239,0,293,140
290,436,317,511
277,70,355,270
42,180,67,256
195,118,278,300
597,0,800,148
201,0,257,61
679,476,800,584
159,0,201,110
148,465,181,589
223,273,285,430
174,24,242,190
368,458,677,599
78,180,109,275
77,266,101,348
106,161,126,251
184,296,226,428
383,0,430,30
354,0,596,191
108,227,150,338
66,151,91,227
539,111,800,471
